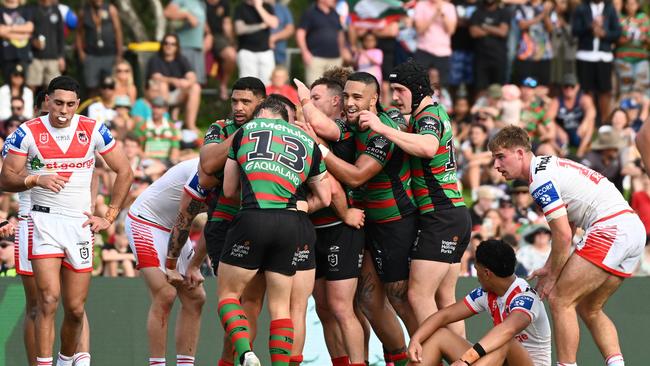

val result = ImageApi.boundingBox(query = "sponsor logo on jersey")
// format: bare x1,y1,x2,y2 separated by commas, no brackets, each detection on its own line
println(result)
366,135,390,161
98,123,114,145
55,135,71,142
510,294,535,311
532,181,559,208
534,156,552,173
44,157,95,170
418,115,442,135
30,156,44,171
39,132,49,144
469,287,484,301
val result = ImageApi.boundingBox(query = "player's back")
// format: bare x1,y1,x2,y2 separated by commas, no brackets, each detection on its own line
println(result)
130,158,203,229
529,155,630,229
229,118,324,210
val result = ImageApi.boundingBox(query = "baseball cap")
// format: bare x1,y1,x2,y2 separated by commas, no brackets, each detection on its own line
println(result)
563,74,578,87
11,64,25,76
100,76,115,89
521,77,538,88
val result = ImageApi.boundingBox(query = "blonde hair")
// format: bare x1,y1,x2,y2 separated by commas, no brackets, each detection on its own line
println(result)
488,125,532,153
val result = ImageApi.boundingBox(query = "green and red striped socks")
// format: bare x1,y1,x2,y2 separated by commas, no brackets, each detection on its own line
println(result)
269,318,294,366
218,298,252,362
387,351,408,366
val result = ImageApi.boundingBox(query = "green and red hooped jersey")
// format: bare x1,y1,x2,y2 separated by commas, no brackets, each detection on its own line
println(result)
350,111,417,223
203,119,241,222
229,118,327,210
408,104,465,214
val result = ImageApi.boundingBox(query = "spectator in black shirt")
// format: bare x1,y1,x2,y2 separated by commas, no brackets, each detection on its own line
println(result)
27,0,65,90
205,0,236,100
146,33,201,131
234,0,278,85
451,0,479,90
76,0,123,95
0,0,34,82
469,0,510,93
297,0,348,85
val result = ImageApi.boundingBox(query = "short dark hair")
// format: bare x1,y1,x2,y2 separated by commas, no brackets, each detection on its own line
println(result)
232,77,266,99
312,66,352,98
253,97,289,122
346,72,381,110
35,90,47,110
267,93,296,113
311,77,344,98
475,239,516,278
10,96,24,106
47,76,80,98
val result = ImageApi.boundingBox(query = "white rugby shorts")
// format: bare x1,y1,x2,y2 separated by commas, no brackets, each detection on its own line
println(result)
15,217,33,275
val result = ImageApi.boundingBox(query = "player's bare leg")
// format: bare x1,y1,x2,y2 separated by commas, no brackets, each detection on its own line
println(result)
313,279,347,359
32,258,63,361
356,253,408,361
59,267,91,358
435,263,465,336
141,267,178,359
576,271,625,363
72,313,91,366
289,269,315,365
354,303,371,362
327,277,365,364
175,282,207,360
414,327,532,366
21,275,38,366
408,260,451,324
385,279,418,335
549,254,617,364
265,270,295,366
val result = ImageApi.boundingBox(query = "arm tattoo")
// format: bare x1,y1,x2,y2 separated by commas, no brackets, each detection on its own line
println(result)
167,199,206,258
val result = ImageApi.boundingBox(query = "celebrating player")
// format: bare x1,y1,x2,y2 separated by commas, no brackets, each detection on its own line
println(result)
360,60,471,332
490,125,645,366
125,158,207,366
407,239,551,366
0,76,133,366
218,97,330,366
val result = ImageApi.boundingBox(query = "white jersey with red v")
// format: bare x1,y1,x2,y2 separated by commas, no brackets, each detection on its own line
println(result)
6,114,115,217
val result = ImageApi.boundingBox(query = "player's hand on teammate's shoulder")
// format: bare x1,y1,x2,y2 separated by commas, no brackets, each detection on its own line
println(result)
184,265,204,289
344,208,365,229
82,211,111,233
36,174,69,193
359,111,386,135
166,268,184,287
407,338,424,363
295,120,320,143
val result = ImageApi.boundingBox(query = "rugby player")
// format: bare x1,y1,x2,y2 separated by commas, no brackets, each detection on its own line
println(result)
219,97,330,366
490,125,645,366
2,101,92,366
304,72,417,365
125,158,207,366
0,76,133,366
360,60,471,332
407,239,551,366
296,72,368,365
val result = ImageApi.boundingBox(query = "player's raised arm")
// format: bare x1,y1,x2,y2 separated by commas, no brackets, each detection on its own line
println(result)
199,134,234,178
359,110,439,158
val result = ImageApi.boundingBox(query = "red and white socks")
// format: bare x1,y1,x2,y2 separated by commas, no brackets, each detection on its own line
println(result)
606,354,625,366
73,352,91,366
176,355,195,366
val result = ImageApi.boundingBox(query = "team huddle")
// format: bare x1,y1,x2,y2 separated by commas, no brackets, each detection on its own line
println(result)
0,60,645,366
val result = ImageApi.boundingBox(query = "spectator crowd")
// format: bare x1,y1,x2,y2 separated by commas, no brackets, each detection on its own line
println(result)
1,0,650,278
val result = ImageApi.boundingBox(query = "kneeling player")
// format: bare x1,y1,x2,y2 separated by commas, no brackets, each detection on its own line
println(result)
407,239,551,366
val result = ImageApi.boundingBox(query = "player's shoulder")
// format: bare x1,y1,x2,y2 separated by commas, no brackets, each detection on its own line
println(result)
530,155,559,185
508,278,541,310
467,286,488,301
